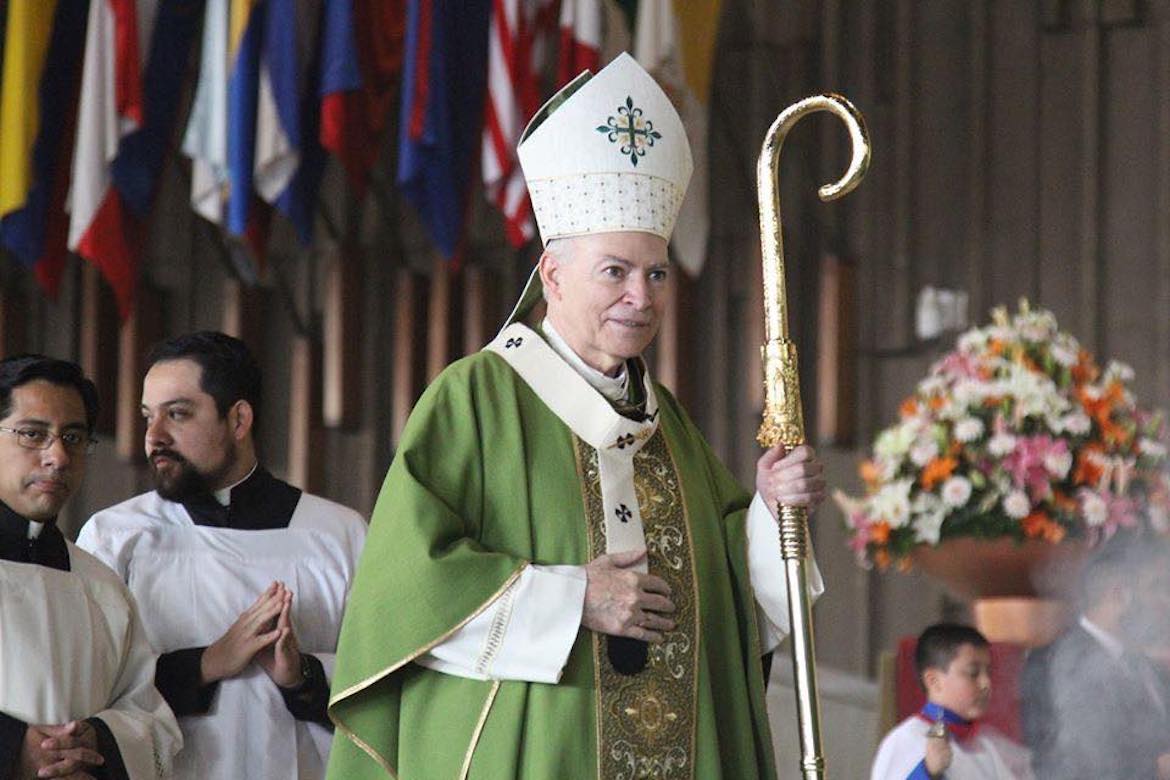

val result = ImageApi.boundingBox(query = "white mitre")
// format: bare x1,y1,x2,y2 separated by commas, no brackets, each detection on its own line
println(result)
501,52,693,329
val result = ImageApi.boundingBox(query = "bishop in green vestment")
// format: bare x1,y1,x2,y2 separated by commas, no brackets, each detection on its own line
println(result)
327,53,827,780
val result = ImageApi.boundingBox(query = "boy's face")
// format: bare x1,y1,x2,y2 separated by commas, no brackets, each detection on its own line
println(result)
924,643,992,720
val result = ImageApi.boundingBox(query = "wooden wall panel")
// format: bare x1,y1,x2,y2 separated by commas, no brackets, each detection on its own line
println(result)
915,0,972,291
986,0,1042,310
1102,25,1160,400
1038,26,1088,335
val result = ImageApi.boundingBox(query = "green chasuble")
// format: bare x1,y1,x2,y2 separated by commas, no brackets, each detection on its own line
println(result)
328,324,778,779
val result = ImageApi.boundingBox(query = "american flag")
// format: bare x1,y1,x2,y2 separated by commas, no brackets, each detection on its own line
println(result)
481,0,559,248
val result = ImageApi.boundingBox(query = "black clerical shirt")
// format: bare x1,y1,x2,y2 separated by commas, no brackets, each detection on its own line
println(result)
0,502,128,780
153,467,332,728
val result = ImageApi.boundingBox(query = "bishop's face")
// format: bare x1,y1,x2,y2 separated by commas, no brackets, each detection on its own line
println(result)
0,381,88,521
141,359,242,501
540,231,671,376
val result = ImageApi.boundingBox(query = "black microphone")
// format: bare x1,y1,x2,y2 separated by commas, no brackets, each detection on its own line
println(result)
607,635,648,675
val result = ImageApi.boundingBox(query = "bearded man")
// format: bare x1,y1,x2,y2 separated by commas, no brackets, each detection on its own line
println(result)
78,331,367,779
327,53,827,779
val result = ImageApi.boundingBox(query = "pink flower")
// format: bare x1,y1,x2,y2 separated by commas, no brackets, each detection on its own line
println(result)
1003,435,1068,501
935,351,984,381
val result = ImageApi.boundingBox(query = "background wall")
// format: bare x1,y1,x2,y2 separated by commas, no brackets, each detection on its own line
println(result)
3,0,1169,688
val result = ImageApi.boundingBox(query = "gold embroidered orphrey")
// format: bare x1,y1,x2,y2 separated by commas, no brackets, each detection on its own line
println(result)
575,432,699,780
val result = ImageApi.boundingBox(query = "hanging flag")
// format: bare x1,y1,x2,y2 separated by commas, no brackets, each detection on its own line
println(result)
181,0,272,282
634,0,719,277
482,0,556,247
250,0,300,217
319,0,405,199
397,0,492,259
0,0,88,297
67,0,158,318
556,0,600,85
111,0,205,221
183,0,229,229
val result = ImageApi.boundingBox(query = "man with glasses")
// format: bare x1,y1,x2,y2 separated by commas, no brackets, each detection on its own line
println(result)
0,355,181,779
77,332,367,779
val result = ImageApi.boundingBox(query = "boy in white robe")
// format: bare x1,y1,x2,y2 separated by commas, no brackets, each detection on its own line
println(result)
77,332,366,780
0,355,181,779
872,623,1033,780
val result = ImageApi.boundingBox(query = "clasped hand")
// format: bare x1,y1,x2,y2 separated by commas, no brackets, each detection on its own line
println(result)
19,719,102,780
200,581,305,689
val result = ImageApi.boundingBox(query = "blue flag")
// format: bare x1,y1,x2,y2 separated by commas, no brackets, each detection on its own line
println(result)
397,0,492,259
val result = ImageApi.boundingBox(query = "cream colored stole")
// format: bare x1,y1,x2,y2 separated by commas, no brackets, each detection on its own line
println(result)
486,323,661,572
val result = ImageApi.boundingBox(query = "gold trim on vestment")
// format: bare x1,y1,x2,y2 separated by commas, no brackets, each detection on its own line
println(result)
328,563,529,776
459,680,502,780
661,435,702,771
571,438,606,780
575,431,698,780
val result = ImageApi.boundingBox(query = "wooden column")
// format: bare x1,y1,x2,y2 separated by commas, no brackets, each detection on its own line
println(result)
815,253,856,444
426,256,450,381
655,274,680,394
425,255,463,380
462,264,494,355
391,269,428,448
287,336,323,493
0,286,27,359
79,265,120,434
323,244,362,429
116,290,164,461
220,278,268,355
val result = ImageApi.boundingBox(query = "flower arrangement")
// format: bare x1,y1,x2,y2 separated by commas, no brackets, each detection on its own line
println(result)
836,300,1170,570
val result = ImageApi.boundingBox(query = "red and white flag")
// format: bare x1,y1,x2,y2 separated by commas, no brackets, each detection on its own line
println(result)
482,0,556,247
557,0,601,85
67,0,157,317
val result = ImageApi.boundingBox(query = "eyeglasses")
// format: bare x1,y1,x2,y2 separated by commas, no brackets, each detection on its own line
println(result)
0,426,97,455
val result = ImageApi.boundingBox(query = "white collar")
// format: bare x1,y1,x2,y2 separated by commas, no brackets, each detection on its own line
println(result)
486,323,659,454
27,520,44,540
540,318,629,403
214,462,259,507
1079,615,1125,660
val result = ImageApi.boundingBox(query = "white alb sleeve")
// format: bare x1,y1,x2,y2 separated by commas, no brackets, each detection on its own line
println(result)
416,564,587,684
746,492,825,653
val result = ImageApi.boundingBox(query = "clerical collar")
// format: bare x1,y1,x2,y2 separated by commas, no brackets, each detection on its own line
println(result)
541,318,629,403
179,465,302,530
1080,614,1125,660
214,462,258,506
0,499,70,570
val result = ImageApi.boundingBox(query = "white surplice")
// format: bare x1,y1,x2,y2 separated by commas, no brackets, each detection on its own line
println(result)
0,543,183,778
871,716,1035,780
77,491,366,780
417,321,823,684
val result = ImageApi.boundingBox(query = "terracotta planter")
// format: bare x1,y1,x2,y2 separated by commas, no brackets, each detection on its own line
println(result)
910,537,1088,601
911,537,1089,647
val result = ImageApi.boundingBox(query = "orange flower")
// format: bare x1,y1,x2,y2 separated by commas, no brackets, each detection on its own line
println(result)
1073,446,1105,486
1051,490,1077,514
1071,349,1100,385
921,456,958,490
870,521,891,544
860,460,882,491
988,338,1005,356
929,395,946,412
900,397,919,419
1022,511,1066,543
874,548,892,570
1078,383,1130,446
